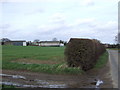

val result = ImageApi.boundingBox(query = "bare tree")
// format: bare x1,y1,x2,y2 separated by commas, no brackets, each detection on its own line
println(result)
118,33,120,44
115,33,120,44
1,38,11,42
33,39,40,43
52,38,57,41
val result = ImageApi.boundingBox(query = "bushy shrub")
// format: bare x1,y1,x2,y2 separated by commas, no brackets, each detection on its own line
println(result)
65,38,106,71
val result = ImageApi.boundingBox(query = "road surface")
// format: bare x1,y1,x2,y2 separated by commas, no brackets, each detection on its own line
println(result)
107,49,119,88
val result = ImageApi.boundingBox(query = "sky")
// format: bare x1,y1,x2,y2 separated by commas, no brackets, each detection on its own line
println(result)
0,0,119,43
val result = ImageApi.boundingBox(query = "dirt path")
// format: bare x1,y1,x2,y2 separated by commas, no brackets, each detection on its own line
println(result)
1,61,113,88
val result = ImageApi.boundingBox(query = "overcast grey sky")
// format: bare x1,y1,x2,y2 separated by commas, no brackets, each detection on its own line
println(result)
0,0,118,43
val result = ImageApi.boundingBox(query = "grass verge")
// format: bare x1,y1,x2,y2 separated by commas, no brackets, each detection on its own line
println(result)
107,48,119,50
94,51,108,69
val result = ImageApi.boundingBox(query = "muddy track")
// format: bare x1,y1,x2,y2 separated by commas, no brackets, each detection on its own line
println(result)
1,61,113,88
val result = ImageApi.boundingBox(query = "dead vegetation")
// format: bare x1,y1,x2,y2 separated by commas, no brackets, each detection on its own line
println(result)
12,59,59,65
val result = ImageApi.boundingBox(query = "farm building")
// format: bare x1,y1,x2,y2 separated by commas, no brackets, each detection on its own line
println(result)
4,41,26,46
40,41,61,47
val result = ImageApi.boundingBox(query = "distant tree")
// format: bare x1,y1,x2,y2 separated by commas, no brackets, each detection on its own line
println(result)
33,39,40,43
115,33,120,44
118,33,120,44
1,38,11,42
1,42,4,45
64,41,67,46
60,40,64,44
52,38,57,41
28,41,32,46
59,40,67,46
115,35,117,43
26,41,32,46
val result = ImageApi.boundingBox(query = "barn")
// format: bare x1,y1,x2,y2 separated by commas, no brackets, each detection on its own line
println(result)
4,41,26,46
40,41,60,47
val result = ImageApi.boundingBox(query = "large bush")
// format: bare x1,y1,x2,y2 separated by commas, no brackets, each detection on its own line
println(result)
65,38,106,71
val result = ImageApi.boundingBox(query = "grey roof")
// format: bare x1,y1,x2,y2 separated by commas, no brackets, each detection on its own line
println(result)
6,40,26,42
40,41,60,43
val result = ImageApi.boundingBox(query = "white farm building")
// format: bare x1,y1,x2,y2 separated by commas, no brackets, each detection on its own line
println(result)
39,41,61,47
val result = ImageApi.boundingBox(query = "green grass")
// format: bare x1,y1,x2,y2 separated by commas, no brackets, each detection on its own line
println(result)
2,46,83,74
94,51,108,69
2,46,65,61
2,46,108,74
107,48,119,50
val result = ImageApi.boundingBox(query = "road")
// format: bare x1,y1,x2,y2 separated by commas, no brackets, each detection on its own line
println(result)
107,49,119,88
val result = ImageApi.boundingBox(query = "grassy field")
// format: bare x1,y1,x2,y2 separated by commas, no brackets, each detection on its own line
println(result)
2,46,108,74
2,46,82,74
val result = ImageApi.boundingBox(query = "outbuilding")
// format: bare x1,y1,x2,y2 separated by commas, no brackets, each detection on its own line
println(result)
4,40,26,46
40,41,60,47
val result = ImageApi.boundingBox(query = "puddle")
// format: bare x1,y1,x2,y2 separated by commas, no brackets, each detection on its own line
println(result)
1,82,22,87
1,78,103,88
1,73,103,88
1,81,66,88
0,74,26,79
1,81,41,88
1,73,67,88
42,84,66,88
35,79,66,88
